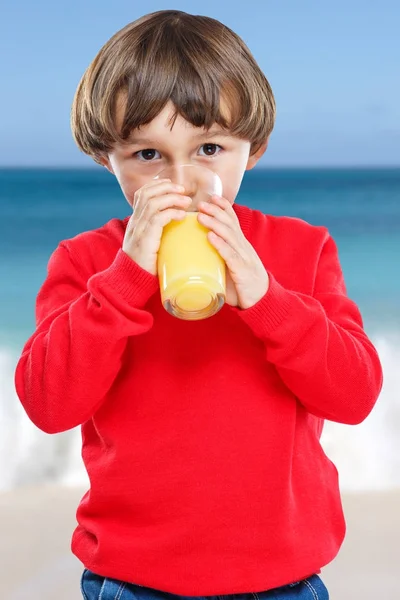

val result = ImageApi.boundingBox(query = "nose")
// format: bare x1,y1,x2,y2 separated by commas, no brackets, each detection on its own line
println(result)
154,164,198,197
167,164,190,186
154,164,222,200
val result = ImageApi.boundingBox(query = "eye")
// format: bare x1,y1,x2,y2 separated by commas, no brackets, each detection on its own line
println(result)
135,149,161,161
199,143,222,157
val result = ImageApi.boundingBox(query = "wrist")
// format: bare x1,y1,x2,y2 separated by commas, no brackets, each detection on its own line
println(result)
239,272,270,310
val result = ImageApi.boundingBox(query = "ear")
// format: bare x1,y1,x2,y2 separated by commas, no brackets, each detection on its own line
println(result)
246,138,269,171
97,154,115,175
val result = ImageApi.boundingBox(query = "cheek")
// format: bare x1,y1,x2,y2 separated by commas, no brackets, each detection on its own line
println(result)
118,175,137,207
221,154,249,203
111,162,147,207
222,179,241,204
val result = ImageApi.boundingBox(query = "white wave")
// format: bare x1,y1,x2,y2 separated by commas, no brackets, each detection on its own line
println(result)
1,332,399,493
321,333,400,491
0,347,88,492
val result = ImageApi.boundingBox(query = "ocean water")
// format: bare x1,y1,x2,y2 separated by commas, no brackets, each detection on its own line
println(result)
1,167,399,493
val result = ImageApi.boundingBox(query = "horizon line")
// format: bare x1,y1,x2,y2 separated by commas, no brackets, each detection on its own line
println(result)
1,164,399,171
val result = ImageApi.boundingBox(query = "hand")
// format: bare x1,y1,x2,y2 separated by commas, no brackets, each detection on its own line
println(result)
123,179,192,275
197,195,269,309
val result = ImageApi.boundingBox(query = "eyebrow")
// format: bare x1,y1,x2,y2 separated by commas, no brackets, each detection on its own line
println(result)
127,129,231,145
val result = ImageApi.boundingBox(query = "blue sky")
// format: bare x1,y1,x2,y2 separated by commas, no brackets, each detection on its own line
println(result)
1,0,399,167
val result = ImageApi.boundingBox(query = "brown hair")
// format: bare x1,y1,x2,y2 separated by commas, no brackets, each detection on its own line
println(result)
71,10,276,164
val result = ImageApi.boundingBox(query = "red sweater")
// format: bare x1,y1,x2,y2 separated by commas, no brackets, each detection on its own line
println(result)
15,204,383,595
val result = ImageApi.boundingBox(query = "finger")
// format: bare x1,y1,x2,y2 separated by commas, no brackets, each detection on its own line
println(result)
198,201,235,228
207,231,243,266
132,207,187,251
197,212,241,249
133,192,190,225
134,180,185,210
134,186,185,223
209,195,238,217
145,207,187,231
141,193,192,221
134,179,171,210
130,193,190,238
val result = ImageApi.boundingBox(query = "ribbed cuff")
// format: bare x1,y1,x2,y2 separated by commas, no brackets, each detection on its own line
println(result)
231,272,294,337
89,249,159,309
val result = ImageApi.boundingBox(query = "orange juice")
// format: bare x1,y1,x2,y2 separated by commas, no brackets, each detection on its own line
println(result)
158,212,226,319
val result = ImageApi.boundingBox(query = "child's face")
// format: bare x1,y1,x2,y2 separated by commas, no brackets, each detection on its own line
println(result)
100,100,267,208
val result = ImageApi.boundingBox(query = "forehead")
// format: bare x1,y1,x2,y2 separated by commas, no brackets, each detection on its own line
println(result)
114,94,233,141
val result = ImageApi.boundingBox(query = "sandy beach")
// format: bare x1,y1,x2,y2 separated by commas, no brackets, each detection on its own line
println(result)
1,485,398,600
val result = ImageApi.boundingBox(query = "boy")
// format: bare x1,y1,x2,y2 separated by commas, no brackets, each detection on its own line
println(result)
15,10,383,600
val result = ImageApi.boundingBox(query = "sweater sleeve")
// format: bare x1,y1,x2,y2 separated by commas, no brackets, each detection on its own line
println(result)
14,243,159,434
233,234,383,425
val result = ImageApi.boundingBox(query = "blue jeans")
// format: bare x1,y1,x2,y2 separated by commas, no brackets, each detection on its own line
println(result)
80,569,329,600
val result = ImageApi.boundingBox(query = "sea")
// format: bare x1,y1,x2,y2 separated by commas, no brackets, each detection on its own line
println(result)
1,167,399,493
